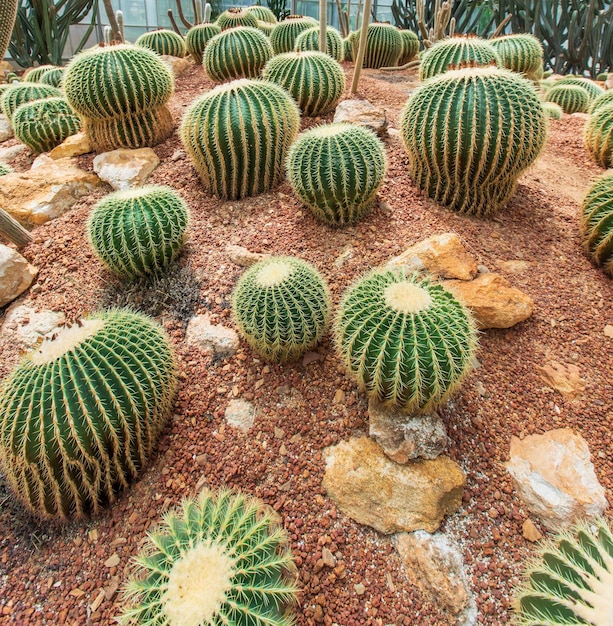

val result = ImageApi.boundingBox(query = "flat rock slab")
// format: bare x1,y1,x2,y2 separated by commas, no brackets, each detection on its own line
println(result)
333,99,388,136
224,399,256,432
185,314,239,358
93,148,160,191
1,301,66,347
537,361,586,400
48,132,92,159
161,55,191,77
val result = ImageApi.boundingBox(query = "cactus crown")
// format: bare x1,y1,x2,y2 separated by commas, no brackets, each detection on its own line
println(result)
580,171,613,276
245,5,277,23
217,8,259,30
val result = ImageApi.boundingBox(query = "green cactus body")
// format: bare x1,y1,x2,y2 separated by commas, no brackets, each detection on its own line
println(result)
513,518,613,626
286,123,387,226
0,309,177,520
335,268,477,413
246,5,277,23
398,29,419,65
23,65,56,83
0,162,13,176
0,0,18,62
546,84,590,113
181,78,299,200
39,67,65,88
419,36,500,81
269,15,318,54
343,33,356,61
232,256,331,363
400,66,547,216
490,33,544,80
361,23,402,69
119,489,298,626
88,185,190,279
294,26,344,62
0,83,62,121
542,101,563,120
256,20,275,36
597,72,610,81
589,90,613,116
263,51,346,116
135,29,187,57
63,44,175,151
185,23,222,64
585,104,613,168
580,172,613,276
216,8,259,31
555,75,605,102
204,27,273,82
13,97,82,154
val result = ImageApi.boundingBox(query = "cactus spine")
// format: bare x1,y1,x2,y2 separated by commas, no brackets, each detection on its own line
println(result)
546,84,590,114
263,51,346,116
232,256,331,363
0,0,18,64
286,123,387,226
88,185,190,279
0,83,62,121
269,15,319,54
585,103,613,168
216,8,259,31
398,29,419,65
419,37,500,81
555,75,604,102
135,29,187,57
335,269,477,413
181,78,300,200
245,5,278,23
39,67,65,88
542,101,563,120
361,22,403,69
185,23,221,64
204,27,273,82
401,66,547,217
13,97,82,154
580,172,613,276
119,489,298,626
294,26,344,62
0,309,177,519
490,33,544,81
589,90,613,116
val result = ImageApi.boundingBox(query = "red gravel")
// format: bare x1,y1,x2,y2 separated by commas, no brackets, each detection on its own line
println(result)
0,63,611,625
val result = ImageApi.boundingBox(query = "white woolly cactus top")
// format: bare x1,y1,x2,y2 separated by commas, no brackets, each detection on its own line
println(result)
30,319,104,364
384,281,433,314
255,260,294,287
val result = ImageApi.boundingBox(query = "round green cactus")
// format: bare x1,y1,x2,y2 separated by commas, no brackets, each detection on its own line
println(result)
13,97,82,154
513,518,613,626
38,67,65,88
589,90,613,116
269,15,318,54
135,29,187,57
597,72,610,81
335,268,477,413
419,36,500,81
185,22,222,64
216,8,259,31
0,309,177,519
361,22,403,69
294,26,344,62
23,64,56,83
181,79,300,200
0,83,62,121
545,84,590,113
343,32,356,61
286,123,387,226
585,103,613,168
542,101,563,120
490,33,544,80
204,26,273,82
246,5,277,23
63,44,175,151
256,20,275,36
0,162,13,176
88,185,190,279
263,51,346,116
119,489,298,626
232,256,331,363
401,66,547,217
555,75,604,102
580,171,613,276
398,29,419,65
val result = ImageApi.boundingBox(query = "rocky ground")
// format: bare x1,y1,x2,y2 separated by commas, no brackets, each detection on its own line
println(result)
0,62,611,625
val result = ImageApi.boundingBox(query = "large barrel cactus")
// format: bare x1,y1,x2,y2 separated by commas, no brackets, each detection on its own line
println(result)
88,185,190,279
361,22,403,69
181,79,300,200
185,23,222,64
335,268,477,413
398,29,419,65
419,36,500,81
546,84,590,113
204,27,273,82
135,29,187,57
589,90,613,116
400,66,547,217
585,103,613,168
580,172,613,276
13,97,81,154
295,26,344,62
217,8,259,31
555,75,604,102
63,44,175,152
0,309,177,519
232,256,331,363
0,83,61,121
246,5,277,23
269,15,318,54
286,123,387,226
263,51,345,116
0,0,18,63
490,33,544,80
119,490,298,626
39,67,65,88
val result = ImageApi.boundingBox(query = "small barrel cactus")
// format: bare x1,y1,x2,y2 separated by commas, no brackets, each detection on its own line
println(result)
39,67,65,88
361,22,403,69
185,23,222,64
419,36,500,81
263,51,346,116
589,90,613,116
135,29,187,57
555,75,605,102
63,44,174,151
580,171,613,276
343,33,355,61
246,5,277,23
269,15,318,54
546,84,590,113
88,185,190,279
217,7,259,30
0,83,62,121
23,64,56,83
204,27,273,82
0,309,177,519
294,26,344,62
13,97,82,154
542,101,563,120
181,79,300,200
398,29,419,65
585,103,613,168
335,268,477,413
232,256,331,363
490,33,544,80
513,518,613,626
286,123,387,226
256,20,275,36
119,489,298,626
401,66,547,216
0,162,13,176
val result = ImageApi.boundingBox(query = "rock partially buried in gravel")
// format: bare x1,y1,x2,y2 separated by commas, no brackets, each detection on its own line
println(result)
536,361,587,400
506,428,608,530
333,99,388,136
48,132,92,160
0,143,27,162
0,246,38,308
224,399,256,432
225,244,270,267
368,398,448,462
521,518,543,543
0,115,14,143
442,273,534,329
185,314,239,358
1,301,65,347
161,55,191,77
93,148,160,191
322,437,465,534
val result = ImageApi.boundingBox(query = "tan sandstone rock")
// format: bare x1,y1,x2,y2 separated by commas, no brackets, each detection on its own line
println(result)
225,244,270,267
0,245,38,308
161,55,191,77
48,132,92,159
1,301,65,347
93,148,160,191
185,314,239,358
537,361,587,400
333,99,388,136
